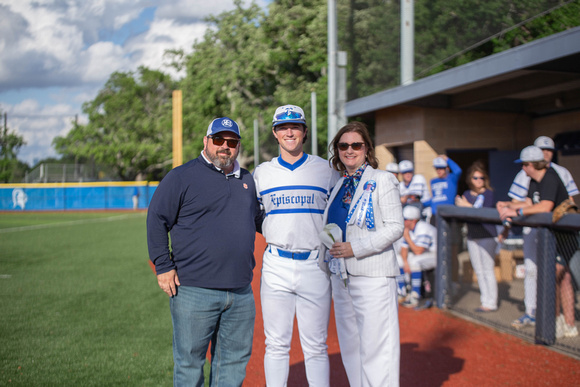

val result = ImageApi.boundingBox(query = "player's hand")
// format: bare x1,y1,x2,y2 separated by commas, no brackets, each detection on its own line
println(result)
496,201,509,211
499,207,516,221
157,269,180,297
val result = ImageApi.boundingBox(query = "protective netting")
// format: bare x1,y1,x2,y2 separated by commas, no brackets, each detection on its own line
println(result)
436,209,580,358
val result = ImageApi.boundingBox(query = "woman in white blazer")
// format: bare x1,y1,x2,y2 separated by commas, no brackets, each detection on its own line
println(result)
321,121,403,387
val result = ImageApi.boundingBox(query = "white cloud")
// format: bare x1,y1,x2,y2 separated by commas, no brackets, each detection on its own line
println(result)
4,99,79,164
0,0,270,167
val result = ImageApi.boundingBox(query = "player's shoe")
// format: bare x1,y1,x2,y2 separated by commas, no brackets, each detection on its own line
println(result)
563,324,579,338
511,314,536,329
402,292,420,308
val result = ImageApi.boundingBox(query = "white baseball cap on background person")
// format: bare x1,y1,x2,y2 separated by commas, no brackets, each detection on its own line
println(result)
386,163,399,173
534,136,555,150
433,157,448,168
399,160,414,174
515,146,544,163
272,105,307,127
206,117,241,138
403,205,421,220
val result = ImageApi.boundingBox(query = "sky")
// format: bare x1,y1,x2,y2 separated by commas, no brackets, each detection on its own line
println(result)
0,0,269,166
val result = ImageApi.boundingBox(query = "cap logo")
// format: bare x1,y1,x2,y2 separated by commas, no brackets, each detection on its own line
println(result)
222,119,233,128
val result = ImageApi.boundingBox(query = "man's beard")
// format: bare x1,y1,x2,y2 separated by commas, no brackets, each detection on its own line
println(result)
207,148,237,169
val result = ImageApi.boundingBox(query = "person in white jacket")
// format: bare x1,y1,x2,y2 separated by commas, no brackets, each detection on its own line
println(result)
320,121,404,387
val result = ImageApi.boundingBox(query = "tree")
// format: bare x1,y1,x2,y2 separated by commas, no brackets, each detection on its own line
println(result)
53,67,176,180
0,111,27,183
177,0,330,166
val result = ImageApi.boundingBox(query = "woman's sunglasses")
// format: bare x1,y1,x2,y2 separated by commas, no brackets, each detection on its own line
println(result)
209,136,240,148
472,176,485,180
337,142,364,151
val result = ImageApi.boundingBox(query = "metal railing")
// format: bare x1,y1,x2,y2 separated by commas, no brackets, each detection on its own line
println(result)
435,205,580,358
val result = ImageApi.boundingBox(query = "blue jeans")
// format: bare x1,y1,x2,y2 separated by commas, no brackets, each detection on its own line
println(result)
170,285,255,387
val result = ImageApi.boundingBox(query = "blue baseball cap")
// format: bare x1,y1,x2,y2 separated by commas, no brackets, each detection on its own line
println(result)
207,117,241,138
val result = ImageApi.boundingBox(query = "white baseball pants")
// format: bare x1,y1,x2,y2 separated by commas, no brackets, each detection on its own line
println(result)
261,249,331,387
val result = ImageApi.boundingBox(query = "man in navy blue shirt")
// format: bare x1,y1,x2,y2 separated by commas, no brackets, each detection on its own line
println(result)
147,117,263,386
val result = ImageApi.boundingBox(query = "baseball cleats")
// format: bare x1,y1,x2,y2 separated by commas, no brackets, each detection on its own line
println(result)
511,314,535,329
402,292,420,308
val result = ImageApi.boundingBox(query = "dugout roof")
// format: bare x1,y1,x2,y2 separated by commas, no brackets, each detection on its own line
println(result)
345,26,580,119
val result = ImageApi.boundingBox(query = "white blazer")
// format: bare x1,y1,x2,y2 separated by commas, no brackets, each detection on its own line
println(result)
320,167,404,277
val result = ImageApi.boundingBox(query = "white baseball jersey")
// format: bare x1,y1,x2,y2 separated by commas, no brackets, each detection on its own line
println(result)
401,220,437,252
508,162,578,201
399,173,432,203
254,154,340,252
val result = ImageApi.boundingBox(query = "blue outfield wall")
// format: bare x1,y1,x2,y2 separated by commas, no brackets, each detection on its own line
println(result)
0,182,159,211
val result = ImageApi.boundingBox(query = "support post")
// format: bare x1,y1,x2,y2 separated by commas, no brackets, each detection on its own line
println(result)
311,92,318,156
172,90,183,168
436,213,452,308
535,227,557,345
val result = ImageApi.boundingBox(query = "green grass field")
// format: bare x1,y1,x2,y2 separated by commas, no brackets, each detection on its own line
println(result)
0,211,175,386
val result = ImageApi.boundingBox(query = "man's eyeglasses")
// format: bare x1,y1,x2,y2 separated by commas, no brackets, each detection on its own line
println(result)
337,142,364,151
209,136,239,148
274,111,304,121
472,176,485,180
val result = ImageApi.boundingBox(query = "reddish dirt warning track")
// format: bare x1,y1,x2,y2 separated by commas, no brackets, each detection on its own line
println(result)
245,234,580,386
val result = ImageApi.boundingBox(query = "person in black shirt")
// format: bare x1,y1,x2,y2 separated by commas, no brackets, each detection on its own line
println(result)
498,145,577,338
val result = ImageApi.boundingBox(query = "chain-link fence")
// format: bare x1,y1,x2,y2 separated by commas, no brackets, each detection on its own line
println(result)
24,163,100,183
435,205,580,359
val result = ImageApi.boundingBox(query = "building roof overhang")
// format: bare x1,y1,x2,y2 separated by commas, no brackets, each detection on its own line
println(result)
345,26,580,119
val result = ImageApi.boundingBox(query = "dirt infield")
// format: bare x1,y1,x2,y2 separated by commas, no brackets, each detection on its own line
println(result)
246,234,580,386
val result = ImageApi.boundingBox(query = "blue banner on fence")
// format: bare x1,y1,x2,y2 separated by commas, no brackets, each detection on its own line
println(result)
0,182,158,211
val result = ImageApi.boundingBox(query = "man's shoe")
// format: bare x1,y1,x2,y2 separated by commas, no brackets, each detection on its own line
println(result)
564,324,579,338
511,314,536,329
415,298,433,311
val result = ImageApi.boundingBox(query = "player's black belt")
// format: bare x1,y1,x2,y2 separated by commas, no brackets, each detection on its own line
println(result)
269,246,312,260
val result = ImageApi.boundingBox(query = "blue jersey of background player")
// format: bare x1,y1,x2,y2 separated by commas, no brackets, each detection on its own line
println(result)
425,155,462,218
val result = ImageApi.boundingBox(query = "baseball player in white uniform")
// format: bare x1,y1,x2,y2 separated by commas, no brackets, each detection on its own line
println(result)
398,160,431,206
386,162,399,177
397,205,437,308
254,105,339,386
501,136,578,328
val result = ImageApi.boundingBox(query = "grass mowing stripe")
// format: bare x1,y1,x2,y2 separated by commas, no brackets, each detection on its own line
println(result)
0,213,145,233
0,213,173,386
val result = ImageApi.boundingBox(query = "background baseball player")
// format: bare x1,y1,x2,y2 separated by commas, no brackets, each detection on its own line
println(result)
398,160,431,207
397,205,437,308
253,105,340,386
500,136,578,329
